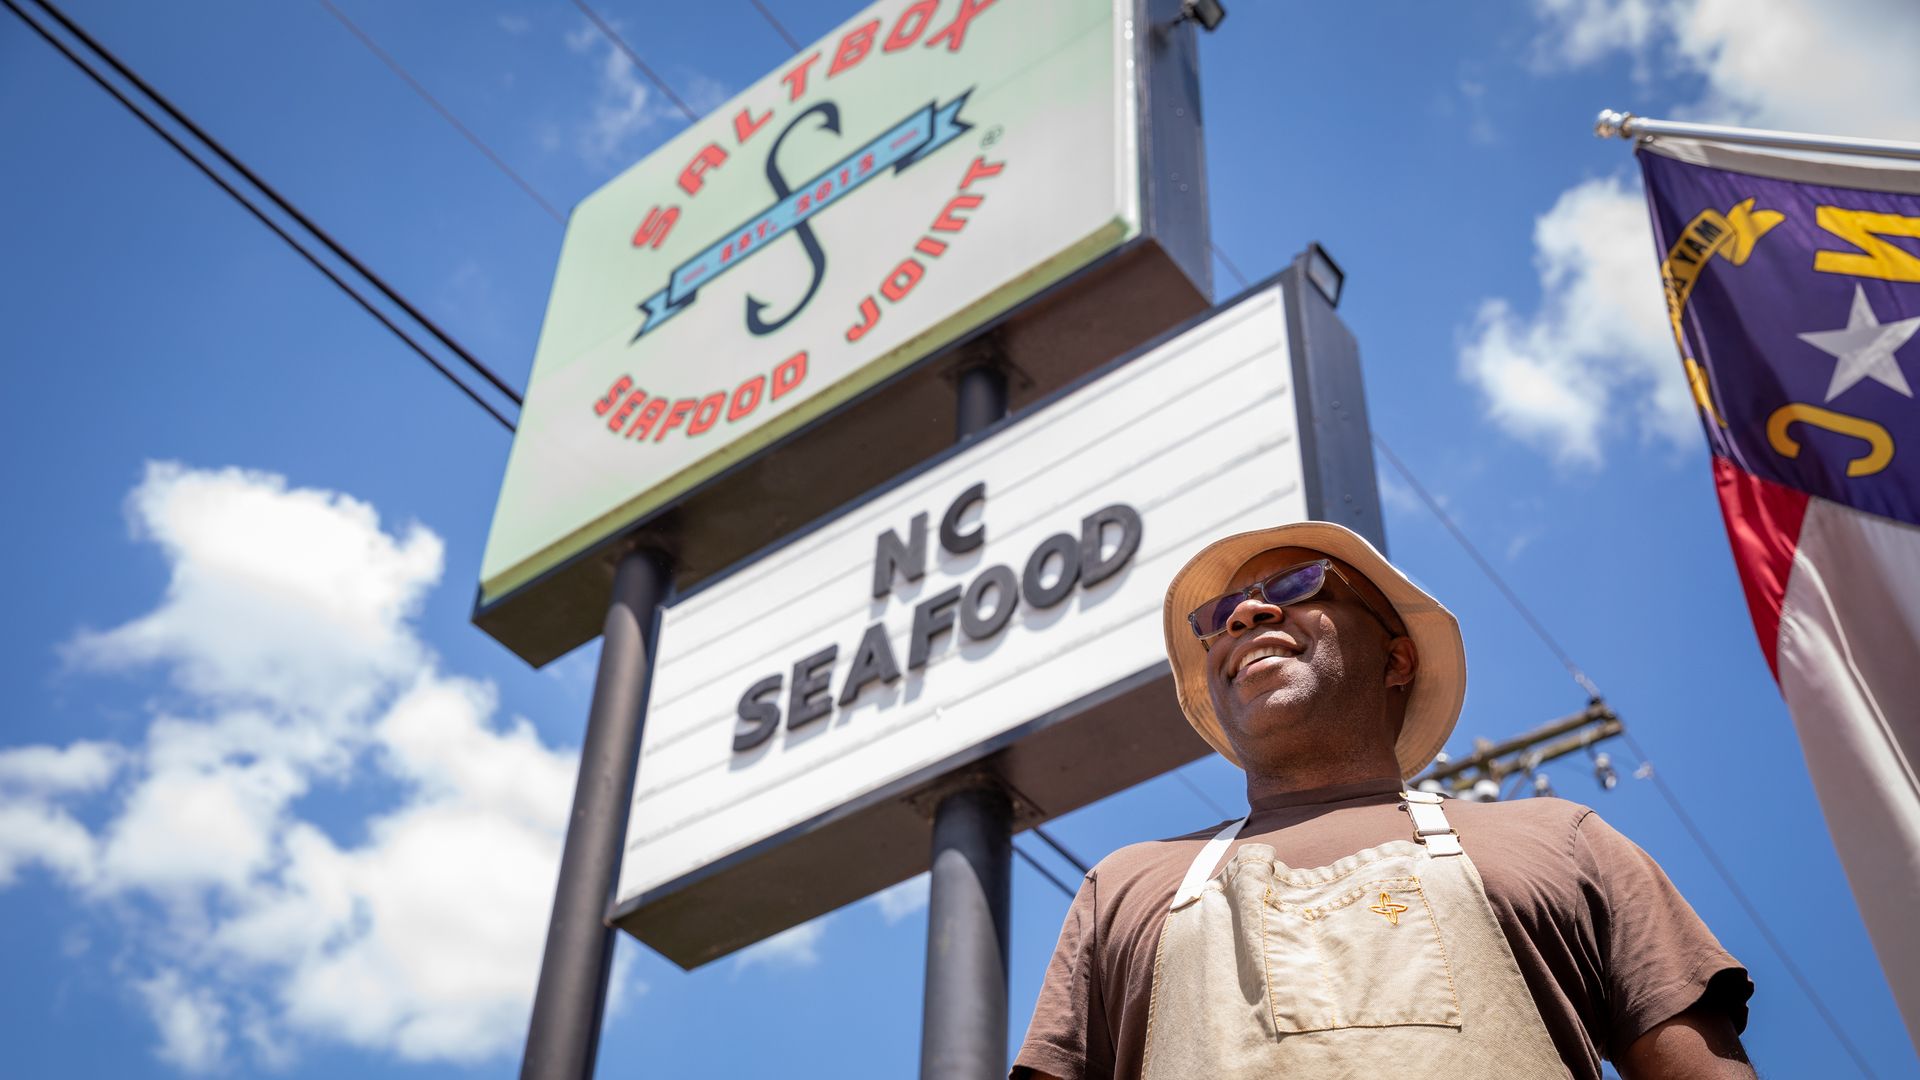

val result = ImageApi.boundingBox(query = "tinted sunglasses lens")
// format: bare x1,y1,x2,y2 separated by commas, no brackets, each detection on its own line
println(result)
1192,591,1245,638
1262,561,1327,605
1188,562,1329,638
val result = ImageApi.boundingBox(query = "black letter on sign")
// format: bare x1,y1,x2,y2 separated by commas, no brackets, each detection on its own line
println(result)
960,565,1019,640
1079,504,1143,588
873,512,929,598
838,622,902,705
746,103,836,335
788,645,838,729
734,674,784,752
940,481,987,554
1022,533,1081,608
908,585,963,669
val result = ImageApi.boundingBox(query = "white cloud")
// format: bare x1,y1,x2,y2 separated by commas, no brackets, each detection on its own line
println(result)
1538,0,1920,140
66,462,440,724
3,463,581,1073
566,21,664,165
95,716,308,898
733,920,827,972
871,872,930,925
1459,176,1686,466
0,740,123,794
138,970,230,1074
1468,0,1920,466
1533,0,1661,66
0,798,97,888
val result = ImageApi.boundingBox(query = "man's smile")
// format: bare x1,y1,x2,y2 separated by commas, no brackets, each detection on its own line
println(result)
1219,632,1304,686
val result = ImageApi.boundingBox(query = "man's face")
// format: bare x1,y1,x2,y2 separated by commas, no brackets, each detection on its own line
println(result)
1201,546,1411,767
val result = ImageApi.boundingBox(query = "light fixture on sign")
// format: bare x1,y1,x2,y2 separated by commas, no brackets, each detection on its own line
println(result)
1180,0,1226,32
1305,242,1344,309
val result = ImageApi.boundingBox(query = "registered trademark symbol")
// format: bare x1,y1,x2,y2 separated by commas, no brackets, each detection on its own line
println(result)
980,125,1004,149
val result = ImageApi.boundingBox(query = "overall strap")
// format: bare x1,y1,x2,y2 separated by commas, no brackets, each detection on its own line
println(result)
1170,816,1249,910
1401,790,1462,856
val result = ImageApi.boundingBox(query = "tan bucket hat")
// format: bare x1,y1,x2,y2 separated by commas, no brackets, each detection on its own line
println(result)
1161,521,1465,778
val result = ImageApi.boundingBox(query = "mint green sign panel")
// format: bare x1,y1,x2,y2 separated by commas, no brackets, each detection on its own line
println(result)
481,0,1140,605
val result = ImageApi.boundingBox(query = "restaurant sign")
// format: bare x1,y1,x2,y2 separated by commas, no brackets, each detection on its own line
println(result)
611,282,1344,967
479,0,1146,611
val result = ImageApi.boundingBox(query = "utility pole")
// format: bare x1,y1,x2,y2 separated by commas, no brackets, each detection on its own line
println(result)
1415,700,1624,802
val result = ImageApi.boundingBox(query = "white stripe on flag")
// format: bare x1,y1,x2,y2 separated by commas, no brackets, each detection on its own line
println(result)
1778,495,1920,1046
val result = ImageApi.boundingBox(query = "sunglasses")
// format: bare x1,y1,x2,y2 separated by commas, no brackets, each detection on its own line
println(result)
1187,558,1402,642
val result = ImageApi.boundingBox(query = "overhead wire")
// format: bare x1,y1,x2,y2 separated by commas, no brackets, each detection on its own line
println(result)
42,0,1868,1050
1012,843,1077,901
1374,392,1872,1072
1173,767,1234,822
21,0,524,411
568,0,699,124
1207,234,1872,1072
315,0,564,223
1614,730,1877,1077
746,0,802,52
1368,434,1603,699
2,0,516,433
1030,825,1090,876
1211,242,1251,292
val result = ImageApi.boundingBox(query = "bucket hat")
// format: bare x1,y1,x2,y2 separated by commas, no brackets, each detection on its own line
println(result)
1161,521,1465,777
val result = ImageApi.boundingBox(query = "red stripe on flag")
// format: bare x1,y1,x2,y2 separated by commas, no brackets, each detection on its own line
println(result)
1712,455,1810,679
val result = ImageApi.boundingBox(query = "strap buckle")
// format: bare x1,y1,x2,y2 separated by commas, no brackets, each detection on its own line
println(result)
1399,789,1463,857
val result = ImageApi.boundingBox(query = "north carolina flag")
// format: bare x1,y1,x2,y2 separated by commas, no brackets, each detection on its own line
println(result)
1637,139,1920,1044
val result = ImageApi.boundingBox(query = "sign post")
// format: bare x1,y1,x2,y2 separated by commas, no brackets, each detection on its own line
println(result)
519,549,671,1080
922,779,1013,1080
486,3,1221,1075
919,359,1014,1079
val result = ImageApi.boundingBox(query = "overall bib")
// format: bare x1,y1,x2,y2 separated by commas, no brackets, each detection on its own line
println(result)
1140,791,1570,1079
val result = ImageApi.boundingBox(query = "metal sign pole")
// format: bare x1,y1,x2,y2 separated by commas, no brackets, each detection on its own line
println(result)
521,548,672,1080
919,359,1014,1080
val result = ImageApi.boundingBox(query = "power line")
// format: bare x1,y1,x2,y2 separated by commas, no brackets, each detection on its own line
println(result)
1031,825,1090,876
316,0,564,223
22,0,524,410
2,0,515,433
1361,368,1873,1073
1012,841,1077,901
1368,433,1604,700
746,0,801,52
568,0,698,124
1173,767,1235,821
1206,236,1869,1070
1210,243,1251,291
1615,732,1877,1078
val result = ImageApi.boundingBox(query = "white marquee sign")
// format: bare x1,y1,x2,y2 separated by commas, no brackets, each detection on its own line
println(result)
614,284,1308,950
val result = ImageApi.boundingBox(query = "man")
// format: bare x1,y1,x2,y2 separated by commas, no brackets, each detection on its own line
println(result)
1014,521,1754,1079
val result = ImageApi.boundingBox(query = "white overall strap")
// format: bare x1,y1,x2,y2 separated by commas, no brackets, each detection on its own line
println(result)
1401,790,1463,856
1170,816,1250,909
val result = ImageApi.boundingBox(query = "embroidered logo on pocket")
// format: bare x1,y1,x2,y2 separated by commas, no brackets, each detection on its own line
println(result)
1262,876,1461,1032
1369,892,1410,926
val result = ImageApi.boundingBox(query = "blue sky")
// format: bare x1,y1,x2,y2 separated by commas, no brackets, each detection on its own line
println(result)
3,0,1918,1076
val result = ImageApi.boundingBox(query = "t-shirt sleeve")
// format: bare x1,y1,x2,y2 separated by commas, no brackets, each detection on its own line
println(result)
1012,870,1105,1080
1575,810,1753,1057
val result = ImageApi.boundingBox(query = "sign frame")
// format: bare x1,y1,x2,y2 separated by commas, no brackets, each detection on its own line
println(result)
611,254,1386,969
475,0,1214,668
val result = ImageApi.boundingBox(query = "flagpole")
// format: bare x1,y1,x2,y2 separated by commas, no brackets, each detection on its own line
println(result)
1595,109,1920,164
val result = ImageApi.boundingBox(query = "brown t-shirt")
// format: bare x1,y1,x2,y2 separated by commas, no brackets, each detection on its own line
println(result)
1013,776,1751,1080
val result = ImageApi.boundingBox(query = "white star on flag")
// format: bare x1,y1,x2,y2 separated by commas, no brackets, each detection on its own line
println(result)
1797,284,1920,402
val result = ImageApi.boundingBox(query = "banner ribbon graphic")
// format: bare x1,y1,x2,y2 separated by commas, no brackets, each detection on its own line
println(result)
632,90,974,342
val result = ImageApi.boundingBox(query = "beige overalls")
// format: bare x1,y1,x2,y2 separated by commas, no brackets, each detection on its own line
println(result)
1140,790,1571,1078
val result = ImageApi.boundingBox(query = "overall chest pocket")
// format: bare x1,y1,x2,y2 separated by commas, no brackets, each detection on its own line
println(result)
1262,875,1462,1032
